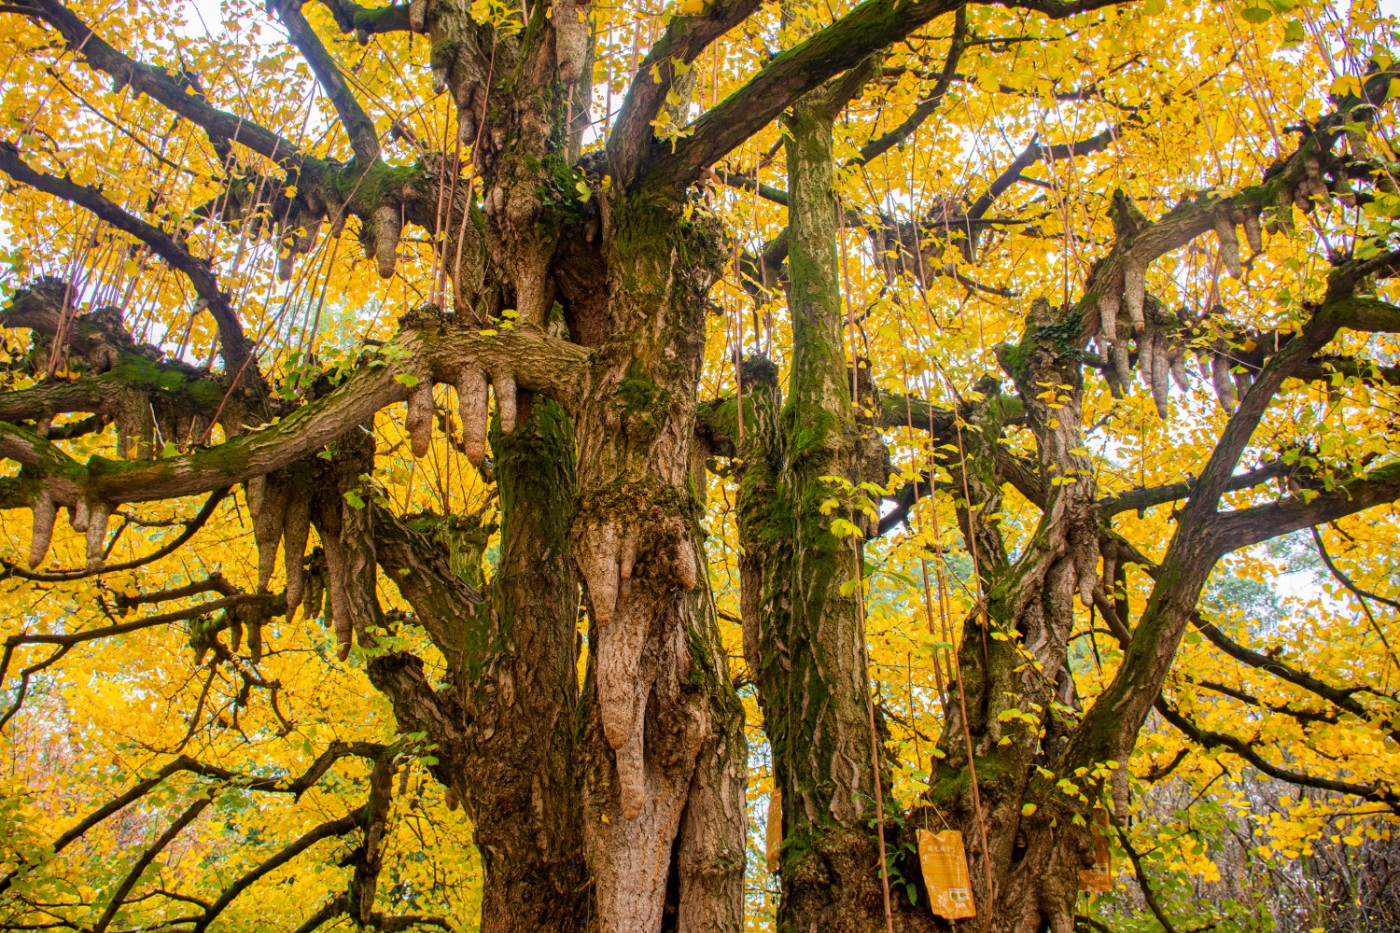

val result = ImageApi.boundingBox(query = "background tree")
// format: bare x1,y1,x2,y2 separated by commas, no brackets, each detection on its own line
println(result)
1,0,1398,931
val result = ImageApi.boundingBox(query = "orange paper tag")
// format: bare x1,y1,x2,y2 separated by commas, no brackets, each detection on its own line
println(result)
766,787,782,875
917,828,977,919
1078,807,1113,892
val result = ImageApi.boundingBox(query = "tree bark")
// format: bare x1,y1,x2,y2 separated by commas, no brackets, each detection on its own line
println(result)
572,191,746,933
736,78,923,932
343,399,591,933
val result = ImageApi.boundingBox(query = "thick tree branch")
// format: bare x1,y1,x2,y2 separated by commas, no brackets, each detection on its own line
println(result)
640,0,966,191
0,143,255,375
371,506,484,672
1100,461,1287,517
92,797,212,933
0,741,384,896
1312,525,1400,614
5,0,305,165
608,0,765,183
0,322,589,505
2,593,268,652
191,809,366,932
273,0,381,162
1155,697,1399,812
1210,461,1400,555
0,487,229,582
854,6,968,166
647,0,1133,191
967,124,1120,221
1189,610,1399,730
311,0,410,35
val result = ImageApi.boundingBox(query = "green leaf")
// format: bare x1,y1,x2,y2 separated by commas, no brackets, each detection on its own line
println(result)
344,491,366,509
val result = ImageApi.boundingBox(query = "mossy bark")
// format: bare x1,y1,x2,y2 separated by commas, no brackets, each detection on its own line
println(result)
469,396,590,932
736,91,926,932
572,190,746,933
361,399,592,933
735,92,1113,931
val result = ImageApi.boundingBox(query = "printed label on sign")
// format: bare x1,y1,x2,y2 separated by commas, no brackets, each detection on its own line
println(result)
917,828,976,920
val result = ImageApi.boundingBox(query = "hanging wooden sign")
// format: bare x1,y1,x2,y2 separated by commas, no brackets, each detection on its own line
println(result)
766,786,782,875
1077,807,1113,892
917,828,977,919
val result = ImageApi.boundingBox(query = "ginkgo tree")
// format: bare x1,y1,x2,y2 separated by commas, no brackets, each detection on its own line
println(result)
0,0,1397,929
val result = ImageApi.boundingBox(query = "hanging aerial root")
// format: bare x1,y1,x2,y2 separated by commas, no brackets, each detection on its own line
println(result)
599,602,649,813
457,367,489,467
599,630,648,753
1122,261,1145,334
579,520,651,812
1076,553,1097,608
1137,327,1156,391
491,371,517,436
1100,550,1118,598
1213,213,1243,279
1097,288,1121,343
373,204,401,279
71,499,90,533
283,495,312,616
1210,352,1237,412
28,489,57,570
1240,209,1263,255
248,615,263,663
580,522,621,627
1294,155,1332,212
406,383,435,458
248,475,288,592
304,554,326,623
1150,337,1170,418
84,501,111,571
408,0,427,31
322,536,354,661
1168,348,1190,393
1112,336,1131,387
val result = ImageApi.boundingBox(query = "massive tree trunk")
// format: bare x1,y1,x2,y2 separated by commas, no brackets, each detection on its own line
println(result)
463,397,590,931
911,317,1106,933
736,65,932,932
317,394,589,933
736,46,1108,932
572,191,746,933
